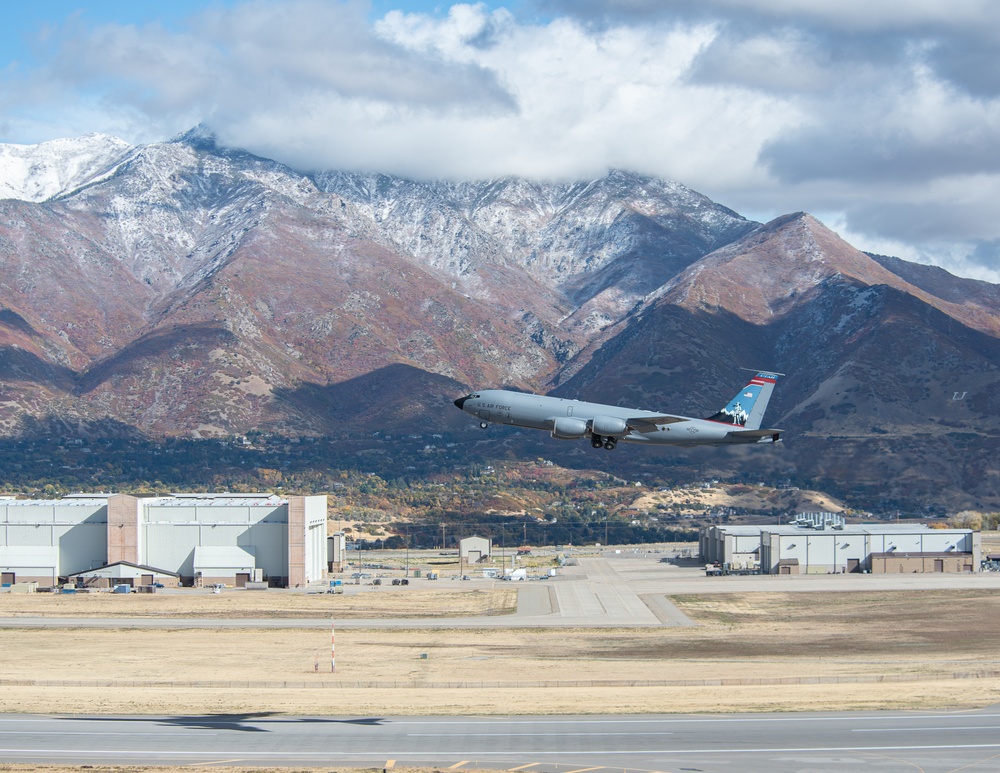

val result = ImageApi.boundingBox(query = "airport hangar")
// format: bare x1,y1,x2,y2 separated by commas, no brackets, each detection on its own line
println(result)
0,492,327,588
701,519,981,574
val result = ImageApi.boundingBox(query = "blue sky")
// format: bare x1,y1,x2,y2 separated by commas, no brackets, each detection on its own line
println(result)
4,2,223,63
2,1,999,282
2,1,513,66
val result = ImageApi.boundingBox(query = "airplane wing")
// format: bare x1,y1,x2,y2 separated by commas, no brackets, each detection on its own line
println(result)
626,415,687,433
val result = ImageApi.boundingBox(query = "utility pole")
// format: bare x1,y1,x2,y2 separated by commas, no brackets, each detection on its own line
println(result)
440,522,446,550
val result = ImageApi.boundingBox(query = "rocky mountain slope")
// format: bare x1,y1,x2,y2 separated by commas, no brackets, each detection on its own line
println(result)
552,214,1000,508
0,129,997,508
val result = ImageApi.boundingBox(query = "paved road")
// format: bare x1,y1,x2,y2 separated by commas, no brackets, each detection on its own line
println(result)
2,710,1000,771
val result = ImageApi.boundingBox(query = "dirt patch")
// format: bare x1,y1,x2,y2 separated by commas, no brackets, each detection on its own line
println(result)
630,484,846,515
647,589,1000,658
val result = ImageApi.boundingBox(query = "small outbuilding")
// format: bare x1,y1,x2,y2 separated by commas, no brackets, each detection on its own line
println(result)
66,561,180,589
328,532,347,572
460,536,492,564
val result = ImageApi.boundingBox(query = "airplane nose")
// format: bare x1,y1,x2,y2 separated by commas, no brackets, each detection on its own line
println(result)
454,395,468,410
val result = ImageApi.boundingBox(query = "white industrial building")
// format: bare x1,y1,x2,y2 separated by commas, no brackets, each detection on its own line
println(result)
0,495,109,585
0,492,327,587
701,521,980,574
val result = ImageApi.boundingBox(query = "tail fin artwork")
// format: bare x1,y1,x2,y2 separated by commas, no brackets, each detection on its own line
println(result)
704,371,782,430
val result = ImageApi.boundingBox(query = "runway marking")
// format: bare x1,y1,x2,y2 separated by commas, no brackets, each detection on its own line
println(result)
0,732,213,736
409,733,672,738
507,764,541,771
189,760,244,766
854,727,999,733
448,761,470,769
391,714,1000,725
4,743,1000,758
564,766,605,773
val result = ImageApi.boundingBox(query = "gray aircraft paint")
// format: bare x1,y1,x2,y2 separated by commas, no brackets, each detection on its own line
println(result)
454,372,783,449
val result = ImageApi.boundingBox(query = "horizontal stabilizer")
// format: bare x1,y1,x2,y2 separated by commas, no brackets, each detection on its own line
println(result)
729,428,783,437
729,427,783,444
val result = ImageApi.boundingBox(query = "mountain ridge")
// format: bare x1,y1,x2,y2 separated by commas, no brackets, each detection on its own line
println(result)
0,130,997,508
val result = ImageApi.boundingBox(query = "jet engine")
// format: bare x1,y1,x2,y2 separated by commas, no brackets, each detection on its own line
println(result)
550,417,589,439
592,415,628,437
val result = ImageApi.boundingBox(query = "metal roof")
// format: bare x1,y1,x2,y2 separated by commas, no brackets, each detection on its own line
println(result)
169,492,277,499
709,523,966,537
67,560,180,578
151,496,286,507
1,498,108,507
0,493,288,507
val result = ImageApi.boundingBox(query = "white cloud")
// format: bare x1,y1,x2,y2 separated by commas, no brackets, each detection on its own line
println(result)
371,6,799,184
718,0,1000,34
21,1,513,139
546,0,1000,36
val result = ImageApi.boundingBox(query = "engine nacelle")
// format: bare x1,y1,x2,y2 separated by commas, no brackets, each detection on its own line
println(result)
592,415,628,437
550,417,589,440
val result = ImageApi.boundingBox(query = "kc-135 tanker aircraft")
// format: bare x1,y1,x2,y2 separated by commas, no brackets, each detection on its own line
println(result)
454,371,784,450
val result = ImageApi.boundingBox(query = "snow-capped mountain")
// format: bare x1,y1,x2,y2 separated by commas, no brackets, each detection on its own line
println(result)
313,169,755,335
0,129,998,508
0,134,134,202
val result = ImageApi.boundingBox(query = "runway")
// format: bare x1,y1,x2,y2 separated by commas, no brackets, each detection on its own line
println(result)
2,710,1000,771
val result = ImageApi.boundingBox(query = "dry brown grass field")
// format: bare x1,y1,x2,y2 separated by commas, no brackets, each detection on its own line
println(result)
2,587,999,718
0,586,516,618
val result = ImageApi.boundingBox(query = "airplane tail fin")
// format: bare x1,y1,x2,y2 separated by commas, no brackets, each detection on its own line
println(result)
704,371,782,430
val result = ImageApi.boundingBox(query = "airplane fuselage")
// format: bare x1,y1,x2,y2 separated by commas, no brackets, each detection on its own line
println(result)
454,389,776,448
